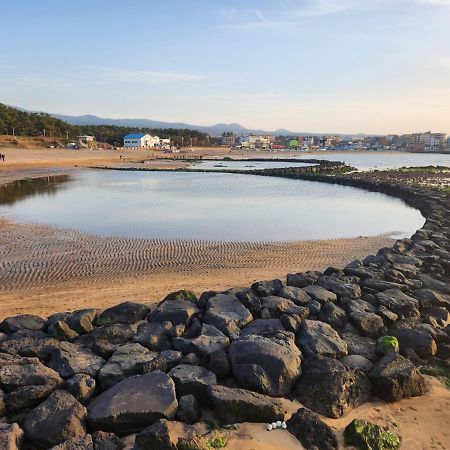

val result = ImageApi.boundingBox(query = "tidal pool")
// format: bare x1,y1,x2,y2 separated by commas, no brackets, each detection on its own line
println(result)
0,170,424,242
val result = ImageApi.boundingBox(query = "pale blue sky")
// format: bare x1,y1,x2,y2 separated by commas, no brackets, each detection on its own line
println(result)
1,0,449,134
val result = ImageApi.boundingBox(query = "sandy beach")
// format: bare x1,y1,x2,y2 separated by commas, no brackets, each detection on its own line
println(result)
0,146,396,319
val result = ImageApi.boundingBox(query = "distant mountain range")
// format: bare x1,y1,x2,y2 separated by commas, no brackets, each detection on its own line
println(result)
48,112,367,138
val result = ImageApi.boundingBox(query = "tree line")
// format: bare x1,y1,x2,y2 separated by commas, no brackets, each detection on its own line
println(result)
0,103,213,146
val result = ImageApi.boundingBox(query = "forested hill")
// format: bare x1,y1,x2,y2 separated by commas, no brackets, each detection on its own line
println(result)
0,103,210,146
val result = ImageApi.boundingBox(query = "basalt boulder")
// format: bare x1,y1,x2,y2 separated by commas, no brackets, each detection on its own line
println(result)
287,407,338,450
259,296,308,318
96,302,150,326
173,323,229,357
390,328,437,359
302,285,337,304
228,331,302,396
296,319,348,359
0,423,24,450
168,364,217,406
23,390,87,448
278,285,312,306
208,384,286,424
133,419,210,450
132,321,172,352
251,279,283,297
0,314,46,335
0,353,63,392
293,356,371,418
148,298,199,326
369,353,426,402
98,343,157,390
318,276,361,299
376,289,420,319
48,342,105,379
240,318,285,337
204,294,253,334
87,371,178,435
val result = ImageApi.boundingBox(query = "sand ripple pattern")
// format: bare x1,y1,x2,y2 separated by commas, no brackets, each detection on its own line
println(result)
0,218,391,289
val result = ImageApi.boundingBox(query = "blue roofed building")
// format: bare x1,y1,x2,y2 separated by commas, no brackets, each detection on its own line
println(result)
123,133,160,148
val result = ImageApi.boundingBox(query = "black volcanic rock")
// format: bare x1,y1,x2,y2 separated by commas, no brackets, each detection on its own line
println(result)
228,331,301,396
87,371,178,435
23,390,87,448
369,353,426,402
208,384,285,424
287,407,338,450
293,356,371,418
96,302,150,326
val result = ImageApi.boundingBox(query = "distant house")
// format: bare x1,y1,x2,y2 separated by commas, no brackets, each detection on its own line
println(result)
77,135,95,148
123,133,160,148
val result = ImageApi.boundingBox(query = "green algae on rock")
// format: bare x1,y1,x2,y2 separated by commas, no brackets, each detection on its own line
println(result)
344,419,400,450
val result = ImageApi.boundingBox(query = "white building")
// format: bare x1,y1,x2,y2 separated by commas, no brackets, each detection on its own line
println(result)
123,133,161,148
238,135,272,149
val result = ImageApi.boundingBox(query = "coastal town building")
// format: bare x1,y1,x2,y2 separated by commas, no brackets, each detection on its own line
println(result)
76,135,96,149
400,132,447,152
123,133,161,148
238,135,272,149
221,132,238,147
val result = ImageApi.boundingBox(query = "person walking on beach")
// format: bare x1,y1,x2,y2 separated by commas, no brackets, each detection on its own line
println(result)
0,153,4,161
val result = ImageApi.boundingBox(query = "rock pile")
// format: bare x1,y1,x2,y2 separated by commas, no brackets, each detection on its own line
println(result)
0,170,449,449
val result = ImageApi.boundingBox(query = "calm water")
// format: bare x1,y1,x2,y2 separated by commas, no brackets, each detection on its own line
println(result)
0,170,424,242
189,152,450,172
190,160,314,171
294,151,450,171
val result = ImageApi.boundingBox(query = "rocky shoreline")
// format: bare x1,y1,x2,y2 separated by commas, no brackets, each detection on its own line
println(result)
0,166,449,450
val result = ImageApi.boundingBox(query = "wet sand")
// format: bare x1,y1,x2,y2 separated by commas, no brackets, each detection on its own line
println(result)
0,216,392,319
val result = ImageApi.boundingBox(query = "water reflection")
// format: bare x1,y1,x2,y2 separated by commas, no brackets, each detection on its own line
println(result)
0,175,71,206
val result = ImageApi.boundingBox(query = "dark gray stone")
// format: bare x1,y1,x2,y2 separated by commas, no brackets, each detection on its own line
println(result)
293,356,371,418
98,343,157,390
204,294,253,333
318,276,361,299
369,353,427,402
287,408,338,450
148,298,199,326
376,289,420,319
175,394,200,424
48,342,105,379
168,364,217,405
0,423,24,450
251,279,283,297
64,374,96,404
228,331,302,396
302,285,337,304
173,324,229,357
132,322,172,351
208,384,285,424
0,314,45,335
391,328,437,359
296,319,348,359
96,302,150,326
87,372,178,435
279,286,312,306
23,390,87,448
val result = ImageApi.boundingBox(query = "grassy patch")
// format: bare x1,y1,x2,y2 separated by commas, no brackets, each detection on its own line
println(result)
206,433,228,449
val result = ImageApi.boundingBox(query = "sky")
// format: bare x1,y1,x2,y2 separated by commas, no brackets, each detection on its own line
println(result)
0,0,449,135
